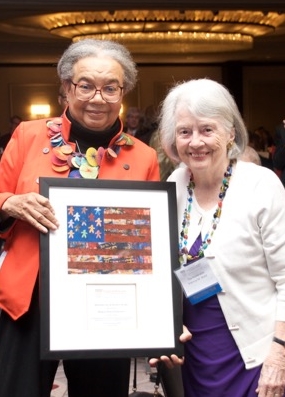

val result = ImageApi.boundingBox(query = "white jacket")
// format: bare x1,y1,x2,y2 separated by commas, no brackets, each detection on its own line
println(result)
168,160,285,369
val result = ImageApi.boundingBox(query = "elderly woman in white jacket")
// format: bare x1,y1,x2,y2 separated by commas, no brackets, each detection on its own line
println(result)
151,78,285,397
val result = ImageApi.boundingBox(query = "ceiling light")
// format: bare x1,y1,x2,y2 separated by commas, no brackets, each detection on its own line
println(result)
38,10,285,53
0,10,284,56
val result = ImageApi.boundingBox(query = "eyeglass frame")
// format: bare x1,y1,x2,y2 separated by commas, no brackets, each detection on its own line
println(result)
70,81,124,103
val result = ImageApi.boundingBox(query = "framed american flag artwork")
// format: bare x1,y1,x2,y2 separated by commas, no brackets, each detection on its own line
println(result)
39,178,183,359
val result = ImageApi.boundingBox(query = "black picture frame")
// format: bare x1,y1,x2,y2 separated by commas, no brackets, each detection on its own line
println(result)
39,177,183,360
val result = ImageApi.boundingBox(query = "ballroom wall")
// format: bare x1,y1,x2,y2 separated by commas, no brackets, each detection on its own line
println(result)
0,63,285,137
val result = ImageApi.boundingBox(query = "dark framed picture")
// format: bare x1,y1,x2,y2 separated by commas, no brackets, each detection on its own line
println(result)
39,178,183,359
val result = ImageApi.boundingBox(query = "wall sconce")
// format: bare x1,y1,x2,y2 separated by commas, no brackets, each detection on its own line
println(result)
30,104,51,118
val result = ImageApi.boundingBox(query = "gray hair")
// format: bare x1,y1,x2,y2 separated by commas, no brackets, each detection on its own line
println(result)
57,39,137,94
159,78,248,165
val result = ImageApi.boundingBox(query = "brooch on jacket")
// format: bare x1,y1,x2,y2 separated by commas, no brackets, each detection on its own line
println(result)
46,117,134,179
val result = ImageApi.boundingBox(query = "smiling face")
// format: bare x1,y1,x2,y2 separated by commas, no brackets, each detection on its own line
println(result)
175,106,235,176
64,55,124,131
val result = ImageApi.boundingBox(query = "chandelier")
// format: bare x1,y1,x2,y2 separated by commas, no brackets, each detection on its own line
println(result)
38,10,285,53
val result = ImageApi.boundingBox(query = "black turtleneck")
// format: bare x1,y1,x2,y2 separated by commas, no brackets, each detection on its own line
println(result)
66,109,121,153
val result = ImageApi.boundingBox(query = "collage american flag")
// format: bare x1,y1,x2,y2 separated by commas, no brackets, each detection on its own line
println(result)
67,205,153,274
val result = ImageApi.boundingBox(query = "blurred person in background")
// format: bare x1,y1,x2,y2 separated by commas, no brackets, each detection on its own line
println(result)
123,106,143,136
136,104,159,145
273,119,285,185
0,115,22,157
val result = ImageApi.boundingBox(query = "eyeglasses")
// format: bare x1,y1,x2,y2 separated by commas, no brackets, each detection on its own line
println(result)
71,81,123,103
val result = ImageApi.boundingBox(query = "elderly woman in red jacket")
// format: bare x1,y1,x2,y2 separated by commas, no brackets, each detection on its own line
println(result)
0,39,159,397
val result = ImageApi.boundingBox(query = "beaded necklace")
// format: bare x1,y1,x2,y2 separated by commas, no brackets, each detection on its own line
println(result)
46,117,134,179
179,160,234,265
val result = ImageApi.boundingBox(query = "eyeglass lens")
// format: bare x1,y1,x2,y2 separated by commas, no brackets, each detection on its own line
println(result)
74,82,122,103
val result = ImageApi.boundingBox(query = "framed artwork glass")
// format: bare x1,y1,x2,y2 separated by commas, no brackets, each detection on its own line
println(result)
39,178,183,359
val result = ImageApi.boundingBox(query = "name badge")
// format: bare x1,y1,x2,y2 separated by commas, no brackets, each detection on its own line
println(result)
174,256,222,304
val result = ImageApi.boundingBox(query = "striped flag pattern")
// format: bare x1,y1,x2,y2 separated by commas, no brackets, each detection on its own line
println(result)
67,205,152,274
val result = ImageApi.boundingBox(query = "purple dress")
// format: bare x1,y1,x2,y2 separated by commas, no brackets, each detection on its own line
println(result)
182,234,261,397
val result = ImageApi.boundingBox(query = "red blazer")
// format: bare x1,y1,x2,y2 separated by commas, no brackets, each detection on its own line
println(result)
0,113,160,319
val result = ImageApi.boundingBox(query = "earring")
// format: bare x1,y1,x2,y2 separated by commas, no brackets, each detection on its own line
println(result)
227,140,234,150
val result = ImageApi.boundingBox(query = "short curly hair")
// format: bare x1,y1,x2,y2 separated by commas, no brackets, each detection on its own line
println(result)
57,39,137,94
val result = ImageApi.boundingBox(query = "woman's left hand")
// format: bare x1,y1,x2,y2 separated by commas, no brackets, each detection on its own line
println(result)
256,343,285,396
149,325,192,369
